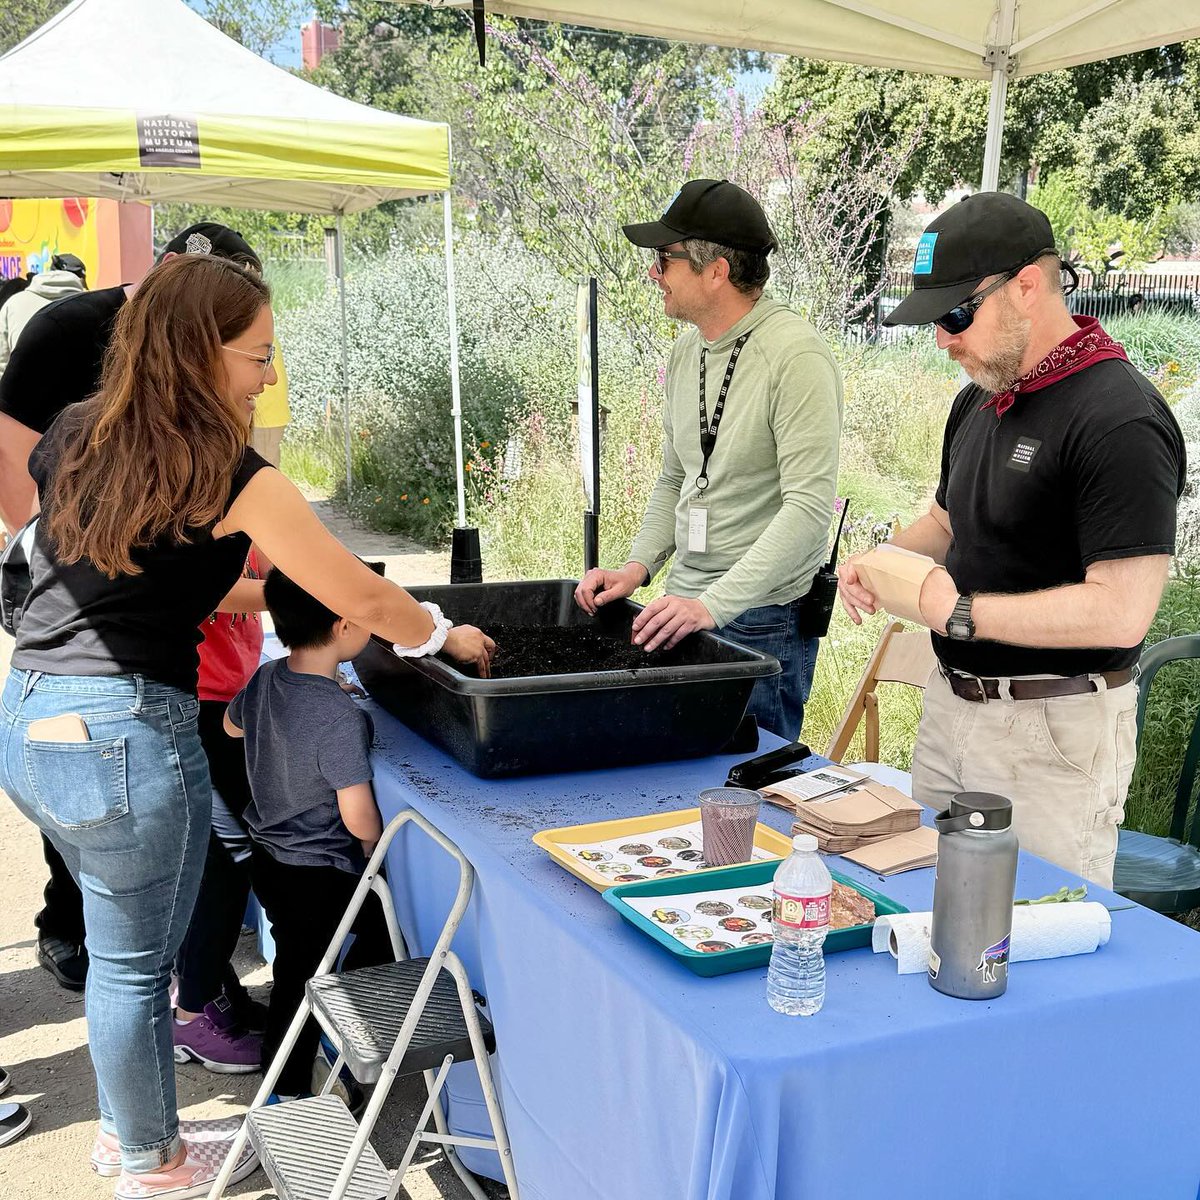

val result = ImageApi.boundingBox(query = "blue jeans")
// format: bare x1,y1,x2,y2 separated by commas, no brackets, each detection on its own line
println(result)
718,600,819,741
0,669,210,1172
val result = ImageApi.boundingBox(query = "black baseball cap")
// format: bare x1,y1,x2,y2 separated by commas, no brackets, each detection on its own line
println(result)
50,253,86,278
623,179,776,254
159,222,261,270
884,192,1057,327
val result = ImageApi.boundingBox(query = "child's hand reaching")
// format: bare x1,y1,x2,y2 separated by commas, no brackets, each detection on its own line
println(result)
336,670,366,698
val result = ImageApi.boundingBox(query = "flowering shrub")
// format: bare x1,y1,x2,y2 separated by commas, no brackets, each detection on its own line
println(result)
278,230,580,540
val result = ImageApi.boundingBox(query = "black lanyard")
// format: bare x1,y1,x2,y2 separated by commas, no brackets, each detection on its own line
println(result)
697,331,752,493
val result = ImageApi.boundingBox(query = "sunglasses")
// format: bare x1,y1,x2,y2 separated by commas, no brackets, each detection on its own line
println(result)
933,273,1016,335
222,342,276,381
934,250,1076,335
652,247,691,275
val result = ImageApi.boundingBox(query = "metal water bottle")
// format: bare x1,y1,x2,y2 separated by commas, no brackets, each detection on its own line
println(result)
928,792,1019,1000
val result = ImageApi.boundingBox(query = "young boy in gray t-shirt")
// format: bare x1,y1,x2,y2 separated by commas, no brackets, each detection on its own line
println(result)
225,569,388,1100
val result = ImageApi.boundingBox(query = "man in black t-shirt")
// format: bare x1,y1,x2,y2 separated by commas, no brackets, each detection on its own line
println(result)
0,222,262,990
838,193,1185,888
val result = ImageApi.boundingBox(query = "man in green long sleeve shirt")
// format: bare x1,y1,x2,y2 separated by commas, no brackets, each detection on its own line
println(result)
575,179,843,739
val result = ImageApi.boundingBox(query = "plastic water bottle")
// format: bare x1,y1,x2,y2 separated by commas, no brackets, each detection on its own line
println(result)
767,833,832,1016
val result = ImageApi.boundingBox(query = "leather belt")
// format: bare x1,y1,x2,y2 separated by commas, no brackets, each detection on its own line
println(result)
941,666,1134,704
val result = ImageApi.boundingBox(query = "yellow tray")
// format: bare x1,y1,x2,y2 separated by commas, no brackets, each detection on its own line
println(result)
533,807,793,892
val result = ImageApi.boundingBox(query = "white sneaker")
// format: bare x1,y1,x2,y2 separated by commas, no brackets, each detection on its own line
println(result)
0,1102,32,1148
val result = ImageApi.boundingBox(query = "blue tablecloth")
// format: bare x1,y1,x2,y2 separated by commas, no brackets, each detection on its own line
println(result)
364,702,1200,1200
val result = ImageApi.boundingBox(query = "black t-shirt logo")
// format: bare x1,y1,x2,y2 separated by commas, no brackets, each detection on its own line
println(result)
1008,437,1042,473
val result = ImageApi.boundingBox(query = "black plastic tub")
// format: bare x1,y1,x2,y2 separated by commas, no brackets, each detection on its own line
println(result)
352,579,780,778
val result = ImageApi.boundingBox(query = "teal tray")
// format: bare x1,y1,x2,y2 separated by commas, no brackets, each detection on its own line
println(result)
603,860,908,977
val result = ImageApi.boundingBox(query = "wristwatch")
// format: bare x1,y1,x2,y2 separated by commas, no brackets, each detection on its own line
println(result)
946,594,975,641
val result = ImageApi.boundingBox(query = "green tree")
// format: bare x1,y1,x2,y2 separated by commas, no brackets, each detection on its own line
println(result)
312,2,762,123
1028,172,1166,274
189,0,304,60
1075,78,1200,220
765,43,1195,203
0,0,69,54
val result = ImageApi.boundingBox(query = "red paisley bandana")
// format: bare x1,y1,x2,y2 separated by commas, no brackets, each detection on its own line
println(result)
981,315,1130,419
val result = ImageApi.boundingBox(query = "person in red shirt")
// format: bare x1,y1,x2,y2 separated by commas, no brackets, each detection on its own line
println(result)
171,551,267,1072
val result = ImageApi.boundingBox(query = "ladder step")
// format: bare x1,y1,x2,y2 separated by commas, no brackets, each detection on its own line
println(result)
247,1094,391,1200
309,958,495,1085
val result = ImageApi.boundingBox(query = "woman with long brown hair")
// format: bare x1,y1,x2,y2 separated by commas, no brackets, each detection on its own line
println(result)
0,254,492,1199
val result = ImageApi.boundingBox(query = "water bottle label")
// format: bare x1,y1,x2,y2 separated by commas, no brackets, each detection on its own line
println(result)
773,891,830,929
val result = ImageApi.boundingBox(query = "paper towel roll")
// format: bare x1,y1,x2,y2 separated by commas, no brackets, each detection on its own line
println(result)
871,912,934,975
872,902,1112,975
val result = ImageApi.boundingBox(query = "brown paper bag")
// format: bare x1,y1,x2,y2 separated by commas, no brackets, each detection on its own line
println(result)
841,825,939,875
796,781,923,835
856,545,938,626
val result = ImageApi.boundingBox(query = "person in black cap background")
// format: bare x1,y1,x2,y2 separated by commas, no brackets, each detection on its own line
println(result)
575,179,843,740
0,222,262,996
0,253,87,374
837,191,1186,887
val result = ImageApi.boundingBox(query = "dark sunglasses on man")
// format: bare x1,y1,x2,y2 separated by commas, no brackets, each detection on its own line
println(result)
933,251,1078,335
653,247,691,275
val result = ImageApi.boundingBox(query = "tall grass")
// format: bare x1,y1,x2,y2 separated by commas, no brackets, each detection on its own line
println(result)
801,609,927,765
1125,565,1200,836
1107,310,1200,401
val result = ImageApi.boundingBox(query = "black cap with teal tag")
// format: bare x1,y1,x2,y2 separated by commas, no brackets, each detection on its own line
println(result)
623,179,777,253
884,192,1056,327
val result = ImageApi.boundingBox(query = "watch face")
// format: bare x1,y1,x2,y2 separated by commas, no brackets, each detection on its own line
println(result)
948,617,970,639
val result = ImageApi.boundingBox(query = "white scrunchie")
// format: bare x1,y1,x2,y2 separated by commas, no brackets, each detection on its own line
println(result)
393,601,453,658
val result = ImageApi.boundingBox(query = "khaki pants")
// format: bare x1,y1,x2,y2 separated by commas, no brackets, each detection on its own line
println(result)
911,668,1139,888
250,424,285,468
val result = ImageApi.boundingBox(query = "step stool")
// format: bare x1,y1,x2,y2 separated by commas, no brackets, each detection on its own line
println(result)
207,810,520,1200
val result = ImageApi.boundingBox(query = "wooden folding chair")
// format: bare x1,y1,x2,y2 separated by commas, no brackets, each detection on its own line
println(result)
825,621,936,763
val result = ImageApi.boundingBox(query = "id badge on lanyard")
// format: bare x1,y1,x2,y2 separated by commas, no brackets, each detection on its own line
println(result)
687,502,708,553
691,331,752,555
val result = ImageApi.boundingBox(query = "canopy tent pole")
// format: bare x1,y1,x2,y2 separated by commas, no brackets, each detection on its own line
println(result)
980,0,1017,191
444,188,467,528
336,213,352,498
443,140,482,582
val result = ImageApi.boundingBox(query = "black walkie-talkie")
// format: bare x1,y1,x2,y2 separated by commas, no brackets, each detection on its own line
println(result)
796,498,849,639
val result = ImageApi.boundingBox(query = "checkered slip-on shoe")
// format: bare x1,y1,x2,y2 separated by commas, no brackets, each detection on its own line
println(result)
112,1123,257,1199
91,1116,245,1178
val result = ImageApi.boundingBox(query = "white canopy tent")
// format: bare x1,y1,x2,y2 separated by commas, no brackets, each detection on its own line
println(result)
428,0,1200,189
0,0,469,519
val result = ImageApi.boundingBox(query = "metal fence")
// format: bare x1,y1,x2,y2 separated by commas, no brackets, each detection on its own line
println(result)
846,268,1200,342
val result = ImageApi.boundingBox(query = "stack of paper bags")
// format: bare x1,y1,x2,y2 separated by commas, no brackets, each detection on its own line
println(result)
840,826,939,875
854,544,938,626
784,780,924,853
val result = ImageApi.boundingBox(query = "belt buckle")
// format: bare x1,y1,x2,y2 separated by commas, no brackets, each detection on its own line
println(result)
944,665,989,704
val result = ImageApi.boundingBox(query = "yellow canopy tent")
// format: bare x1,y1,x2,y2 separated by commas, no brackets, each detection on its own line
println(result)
0,0,469,517
426,0,1200,189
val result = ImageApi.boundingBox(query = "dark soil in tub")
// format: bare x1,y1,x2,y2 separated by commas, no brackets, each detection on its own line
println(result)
450,624,693,679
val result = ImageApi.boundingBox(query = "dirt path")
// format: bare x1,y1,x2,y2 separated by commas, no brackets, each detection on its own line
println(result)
0,500,505,1200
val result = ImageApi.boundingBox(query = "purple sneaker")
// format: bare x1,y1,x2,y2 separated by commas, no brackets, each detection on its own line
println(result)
172,995,261,1074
